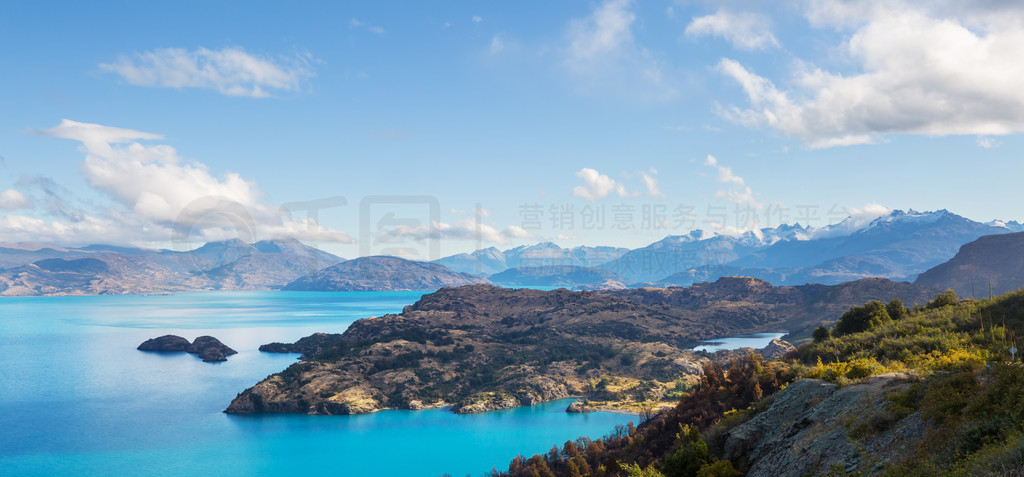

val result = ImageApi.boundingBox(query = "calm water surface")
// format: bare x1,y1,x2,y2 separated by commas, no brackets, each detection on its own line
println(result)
690,332,788,353
0,292,632,476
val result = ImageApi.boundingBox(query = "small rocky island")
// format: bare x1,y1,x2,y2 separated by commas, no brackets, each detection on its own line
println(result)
138,334,238,362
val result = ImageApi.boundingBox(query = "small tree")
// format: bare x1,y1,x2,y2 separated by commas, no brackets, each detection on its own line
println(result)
834,300,891,336
886,298,909,319
812,325,831,343
662,424,711,477
927,289,959,309
696,460,742,477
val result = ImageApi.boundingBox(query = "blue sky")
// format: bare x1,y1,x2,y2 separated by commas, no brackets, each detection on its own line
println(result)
1,1,1023,258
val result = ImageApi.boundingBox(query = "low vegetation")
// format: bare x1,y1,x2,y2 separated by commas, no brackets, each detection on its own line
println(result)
495,288,1024,476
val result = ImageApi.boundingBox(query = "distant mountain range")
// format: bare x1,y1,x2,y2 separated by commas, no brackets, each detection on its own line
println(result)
0,238,342,296
438,209,1024,289
433,242,628,276
3,208,1023,296
283,256,489,292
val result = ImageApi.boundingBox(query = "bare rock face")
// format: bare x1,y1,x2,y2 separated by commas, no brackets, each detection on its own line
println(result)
759,338,796,360
137,335,191,352
720,373,927,476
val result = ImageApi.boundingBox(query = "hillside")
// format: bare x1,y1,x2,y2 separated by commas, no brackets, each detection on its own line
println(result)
226,277,936,416
915,231,1024,298
283,256,490,292
496,289,1024,476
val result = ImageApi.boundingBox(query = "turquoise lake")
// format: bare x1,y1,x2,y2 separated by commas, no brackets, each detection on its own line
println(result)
0,292,633,476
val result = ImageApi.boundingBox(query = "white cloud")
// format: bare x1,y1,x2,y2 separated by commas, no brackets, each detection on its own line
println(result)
563,0,676,99
572,168,629,200
100,46,314,98
567,0,635,61
811,203,892,238
0,189,31,210
27,119,353,246
685,9,780,50
368,26,386,35
490,36,505,54
472,15,483,23
977,136,1000,149
717,1,1024,147
704,154,762,209
640,168,665,198
704,154,745,185
382,219,534,245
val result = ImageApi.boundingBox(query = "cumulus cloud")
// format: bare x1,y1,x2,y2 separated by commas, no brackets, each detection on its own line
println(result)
0,189,31,210
563,0,676,99
572,168,630,200
100,46,314,98
717,1,1024,147
685,9,780,50
472,15,483,23
25,119,353,246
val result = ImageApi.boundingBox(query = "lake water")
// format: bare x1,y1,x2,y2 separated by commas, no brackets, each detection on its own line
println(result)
0,292,633,476
690,332,788,353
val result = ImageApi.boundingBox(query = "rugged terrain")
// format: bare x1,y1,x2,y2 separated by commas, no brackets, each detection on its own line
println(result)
496,287,1024,476
226,277,936,416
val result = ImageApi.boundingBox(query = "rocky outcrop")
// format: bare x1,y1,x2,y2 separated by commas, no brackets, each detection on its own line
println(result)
137,334,191,352
259,332,341,358
187,336,237,362
452,392,521,414
759,338,795,360
138,335,237,362
566,401,597,413
226,285,717,415
720,373,927,476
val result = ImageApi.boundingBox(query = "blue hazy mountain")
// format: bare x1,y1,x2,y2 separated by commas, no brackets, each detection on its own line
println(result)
721,209,1013,285
433,242,628,276
598,224,810,283
284,255,490,291
0,238,343,296
488,265,625,288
